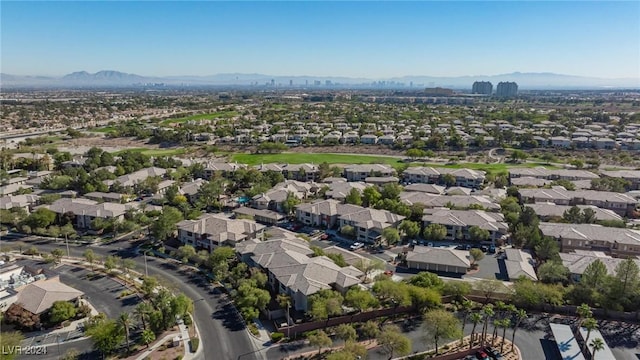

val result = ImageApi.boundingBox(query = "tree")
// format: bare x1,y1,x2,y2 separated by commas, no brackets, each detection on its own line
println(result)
176,245,196,263
50,301,77,324
509,149,528,162
590,338,605,359
612,258,639,297
141,276,159,298
361,320,380,342
309,290,344,322
345,287,379,312
51,248,64,264
442,281,472,303
408,271,444,290
345,188,363,206
377,325,411,359
150,206,183,242
469,312,483,348
85,317,124,357
372,280,411,307
340,225,355,238
308,330,332,356
458,300,473,346
354,259,385,283
537,261,569,284
581,259,608,290
480,304,495,347
468,226,490,242
406,148,426,160
441,173,456,187
422,309,462,355
281,191,301,216
510,308,527,353
469,248,485,265
335,324,357,344
83,249,96,272
534,237,560,261
140,329,156,349
135,302,153,331
399,220,420,239
581,317,598,354
104,255,119,272
23,207,56,229
423,223,447,241
0,331,23,360
496,318,511,353
362,186,382,207
382,227,400,246
118,312,133,354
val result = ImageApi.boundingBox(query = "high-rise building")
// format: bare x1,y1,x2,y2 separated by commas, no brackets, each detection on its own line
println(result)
472,81,493,95
496,82,518,97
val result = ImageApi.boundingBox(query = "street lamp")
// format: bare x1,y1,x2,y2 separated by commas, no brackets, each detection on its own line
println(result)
144,251,148,277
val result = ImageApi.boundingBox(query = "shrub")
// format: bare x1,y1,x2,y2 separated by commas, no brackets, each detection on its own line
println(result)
189,338,199,352
271,332,285,342
248,323,259,336
183,314,192,325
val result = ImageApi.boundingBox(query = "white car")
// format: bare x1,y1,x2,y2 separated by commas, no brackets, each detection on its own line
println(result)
349,242,364,250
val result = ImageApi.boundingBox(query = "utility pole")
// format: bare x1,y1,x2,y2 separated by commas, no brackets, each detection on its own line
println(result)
65,233,70,257
144,251,148,277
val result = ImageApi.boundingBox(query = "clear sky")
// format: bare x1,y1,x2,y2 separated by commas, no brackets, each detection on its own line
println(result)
2,1,639,79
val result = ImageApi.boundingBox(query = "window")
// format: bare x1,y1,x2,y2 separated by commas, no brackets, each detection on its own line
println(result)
187,231,193,236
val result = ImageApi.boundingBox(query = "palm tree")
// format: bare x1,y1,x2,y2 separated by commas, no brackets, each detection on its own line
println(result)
575,303,592,336
499,318,511,354
581,317,598,355
469,312,483,349
135,302,152,331
511,308,527,353
480,304,494,347
276,294,292,338
589,338,605,359
459,299,473,347
118,312,132,354
492,301,508,340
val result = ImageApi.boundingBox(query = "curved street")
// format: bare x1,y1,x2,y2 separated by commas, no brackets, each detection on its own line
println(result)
10,237,263,360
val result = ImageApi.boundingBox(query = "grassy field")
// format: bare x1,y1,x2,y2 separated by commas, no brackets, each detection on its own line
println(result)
230,152,558,174
161,111,239,125
113,147,186,157
230,153,404,167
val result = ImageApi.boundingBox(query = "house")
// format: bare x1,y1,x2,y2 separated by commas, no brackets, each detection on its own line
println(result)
600,170,640,190
0,183,33,196
338,207,405,243
550,136,571,148
236,238,363,312
399,192,501,211
325,182,369,201
421,209,508,242
559,251,640,282
403,183,446,194
360,134,378,145
344,164,395,182
509,177,552,188
178,179,207,203
0,194,39,211
405,246,470,274
365,177,400,187
378,135,396,145
508,168,599,181
519,187,637,217
84,192,125,203
104,167,167,188
295,199,363,228
47,198,128,229
402,167,486,189
525,203,623,222
203,162,245,179
282,163,319,182
233,206,285,225
251,180,316,212
503,249,538,281
539,222,640,257
176,213,265,249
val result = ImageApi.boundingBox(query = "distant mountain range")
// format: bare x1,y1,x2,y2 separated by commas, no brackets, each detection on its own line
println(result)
1,70,638,89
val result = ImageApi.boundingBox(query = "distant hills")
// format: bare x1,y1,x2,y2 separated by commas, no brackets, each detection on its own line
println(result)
1,70,638,89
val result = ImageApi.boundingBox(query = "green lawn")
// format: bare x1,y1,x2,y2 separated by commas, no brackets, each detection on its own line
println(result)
408,161,559,174
112,147,186,157
161,111,239,125
230,153,404,167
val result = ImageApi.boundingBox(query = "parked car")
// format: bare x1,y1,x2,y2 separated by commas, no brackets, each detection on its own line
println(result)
484,347,504,360
488,245,496,254
320,234,330,240
475,350,489,360
349,242,364,250
384,270,394,276
427,242,434,247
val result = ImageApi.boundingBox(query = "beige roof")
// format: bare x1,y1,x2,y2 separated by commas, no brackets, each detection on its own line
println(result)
326,182,369,200
526,203,622,222
106,167,167,187
339,207,405,230
0,194,39,210
403,183,446,194
504,249,538,281
296,199,362,217
406,246,470,268
177,213,265,244
48,198,127,218
269,256,362,295
539,222,640,245
559,252,640,276
15,277,83,315
404,167,485,180
422,209,508,233
400,192,500,210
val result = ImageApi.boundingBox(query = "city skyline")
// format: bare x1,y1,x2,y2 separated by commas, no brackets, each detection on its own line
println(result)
2,1,639,80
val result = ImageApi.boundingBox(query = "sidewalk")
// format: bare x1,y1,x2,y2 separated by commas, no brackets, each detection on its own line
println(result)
253,319,272,344
132,332,181,360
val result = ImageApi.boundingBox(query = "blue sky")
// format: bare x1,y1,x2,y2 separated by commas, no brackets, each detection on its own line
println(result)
2,1,639,79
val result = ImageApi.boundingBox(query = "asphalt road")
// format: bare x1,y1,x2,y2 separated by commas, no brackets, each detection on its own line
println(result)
9,237,263,360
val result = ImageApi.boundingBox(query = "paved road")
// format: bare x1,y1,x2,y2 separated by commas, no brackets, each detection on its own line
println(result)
10,238,263,360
